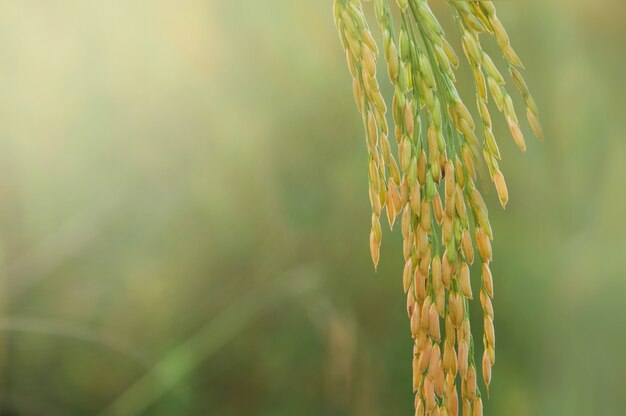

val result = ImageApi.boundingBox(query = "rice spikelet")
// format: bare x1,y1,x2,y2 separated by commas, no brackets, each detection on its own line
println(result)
333,0,542,412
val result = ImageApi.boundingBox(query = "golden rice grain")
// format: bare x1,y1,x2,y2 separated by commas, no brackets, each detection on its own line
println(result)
458,340,469,378
432,256,442,290
421,297,433,330
434,191,444,225
429,343,441,377
407,289,415,318
493,170,509,208
467,365,477,400
443,341,457,375
450,292,464,327
369,230,380,270
482,348,492,388
429,304,441,341
484,316,495,348
507,118,527,152
460,262,473,299
403,258,413,293
462,399,471,416
442,252,452,288
424,377,436,412
527,107,544,141
461,229,475,265
472,397,484,416
476,227,492,262
480,289,494,320
412,352,421,391
482,263,494,298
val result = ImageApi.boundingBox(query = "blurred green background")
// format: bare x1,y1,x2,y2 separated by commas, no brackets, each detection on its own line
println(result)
0,1,624,415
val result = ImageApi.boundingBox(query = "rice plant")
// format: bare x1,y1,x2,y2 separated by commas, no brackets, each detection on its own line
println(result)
333,1,542,414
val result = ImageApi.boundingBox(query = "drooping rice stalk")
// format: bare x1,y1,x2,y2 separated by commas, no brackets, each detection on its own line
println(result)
333,1,542,414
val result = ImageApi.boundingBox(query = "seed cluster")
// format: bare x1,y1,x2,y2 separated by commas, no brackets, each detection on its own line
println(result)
333,1,541,415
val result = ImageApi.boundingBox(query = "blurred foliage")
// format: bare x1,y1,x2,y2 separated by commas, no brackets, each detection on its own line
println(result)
0,0,624,415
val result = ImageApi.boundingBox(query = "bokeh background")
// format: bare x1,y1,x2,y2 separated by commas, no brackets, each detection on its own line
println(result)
0,0,624,415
